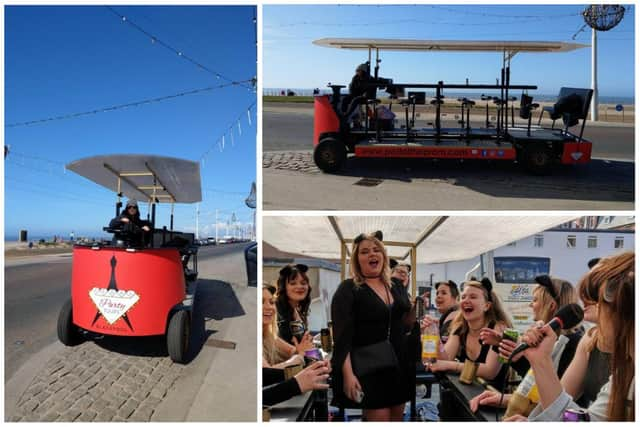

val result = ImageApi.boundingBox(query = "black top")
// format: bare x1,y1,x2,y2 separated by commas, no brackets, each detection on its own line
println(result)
349,73,373,98
557,327,584,378
500,326,585,380
276,302,307,345
455,320,507,388
456,321,495,364
108,212,152,246
109,211,151,230
330,279,411,409
263,367,302,407
439,306,458,343
576,345,611,408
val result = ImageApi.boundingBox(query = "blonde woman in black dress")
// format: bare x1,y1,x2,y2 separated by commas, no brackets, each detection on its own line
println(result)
330,231,411,421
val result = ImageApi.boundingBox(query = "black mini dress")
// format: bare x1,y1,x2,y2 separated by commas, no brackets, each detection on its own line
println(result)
330,279,411,409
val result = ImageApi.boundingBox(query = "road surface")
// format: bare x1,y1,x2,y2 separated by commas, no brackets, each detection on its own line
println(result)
263,104,634,210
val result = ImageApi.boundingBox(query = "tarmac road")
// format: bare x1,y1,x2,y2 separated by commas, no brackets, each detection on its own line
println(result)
263,105,634,210
263,104,635,160
4,242,257,421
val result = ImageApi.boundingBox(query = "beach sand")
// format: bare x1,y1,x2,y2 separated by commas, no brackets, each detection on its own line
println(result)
4,241,73,258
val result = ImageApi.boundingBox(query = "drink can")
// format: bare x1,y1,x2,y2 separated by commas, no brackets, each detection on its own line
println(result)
459,360,479,385
304,348,322,366
284,363,303,380
498,328,520,364
562,408,590,422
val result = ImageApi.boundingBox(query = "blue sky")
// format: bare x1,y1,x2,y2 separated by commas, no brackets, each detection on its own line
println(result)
263,4,634,97
5,5,256,239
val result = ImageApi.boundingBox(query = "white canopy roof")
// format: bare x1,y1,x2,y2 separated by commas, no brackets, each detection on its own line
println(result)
263,216,577,264
66,154,202,204
313,38,588,56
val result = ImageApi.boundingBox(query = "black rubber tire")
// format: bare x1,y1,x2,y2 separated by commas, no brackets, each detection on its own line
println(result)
167,310,190,364
57,299,82,346
523,143,554,175
314,137,346,173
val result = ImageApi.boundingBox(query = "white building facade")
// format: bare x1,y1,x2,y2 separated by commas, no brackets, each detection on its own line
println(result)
416,228,634,331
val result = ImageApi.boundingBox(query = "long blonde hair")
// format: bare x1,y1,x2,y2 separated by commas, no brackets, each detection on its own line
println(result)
262,286,289,366
450,279,513,336
349,232,390,287
533,277,579,335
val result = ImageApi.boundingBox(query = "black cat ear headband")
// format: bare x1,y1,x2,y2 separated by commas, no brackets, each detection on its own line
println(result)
354,230,384,244
480,278,493,302
534,274,559,301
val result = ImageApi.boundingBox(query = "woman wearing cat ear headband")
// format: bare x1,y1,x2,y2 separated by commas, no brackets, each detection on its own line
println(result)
330,230,412,421
276,263,313,350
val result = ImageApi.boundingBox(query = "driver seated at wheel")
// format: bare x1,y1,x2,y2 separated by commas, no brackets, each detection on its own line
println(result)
109,199,152,246
343,63,375,127
345,64,392,128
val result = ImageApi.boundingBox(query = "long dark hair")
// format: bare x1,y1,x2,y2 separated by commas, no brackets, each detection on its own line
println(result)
275,264,311,324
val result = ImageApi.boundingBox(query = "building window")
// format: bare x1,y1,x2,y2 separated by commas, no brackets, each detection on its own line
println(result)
588,235,597,248
534,234,544,248
615,237,624,249
567,235,576,248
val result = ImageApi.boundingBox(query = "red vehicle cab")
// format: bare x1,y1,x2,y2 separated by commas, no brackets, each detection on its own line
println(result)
312,38,593,175
57,154,201,363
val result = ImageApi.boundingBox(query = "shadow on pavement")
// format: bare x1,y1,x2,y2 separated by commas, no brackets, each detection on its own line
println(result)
335,157,634,202
189,279,247,361
92,334,169,358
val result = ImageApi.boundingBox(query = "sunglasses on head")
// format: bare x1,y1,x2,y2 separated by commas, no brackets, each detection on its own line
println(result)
279,263,309,276
128,205,137,209
535,274,558,301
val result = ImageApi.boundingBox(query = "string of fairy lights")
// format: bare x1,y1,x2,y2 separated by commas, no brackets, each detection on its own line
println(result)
5,80,254,129
263,7,583,29
6,7,258,228
6,97,256,174
263,5,633,42
105,6,254,90
199,100,256,167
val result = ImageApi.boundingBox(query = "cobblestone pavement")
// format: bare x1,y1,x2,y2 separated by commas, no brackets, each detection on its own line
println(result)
263,151,321,174
10,340,184,422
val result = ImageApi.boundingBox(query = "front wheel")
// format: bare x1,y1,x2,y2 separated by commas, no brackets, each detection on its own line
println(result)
167,310,190,364
57,299,83,346
314,137,346,173
522,143,554,175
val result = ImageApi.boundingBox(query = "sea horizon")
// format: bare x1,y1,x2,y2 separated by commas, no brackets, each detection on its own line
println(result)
265,87,635,105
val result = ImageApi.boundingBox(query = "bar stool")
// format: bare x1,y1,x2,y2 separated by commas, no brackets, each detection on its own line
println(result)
430,94,445,138
480,94,493,128
519,94,540,137
400,96,417,142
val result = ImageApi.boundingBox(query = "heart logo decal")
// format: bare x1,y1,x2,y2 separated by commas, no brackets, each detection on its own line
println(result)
89,288,140,324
